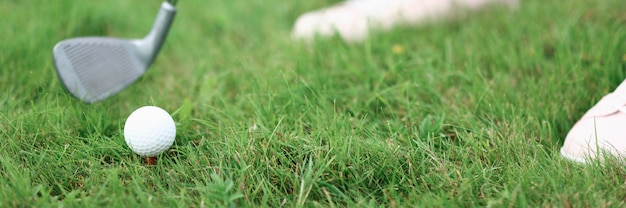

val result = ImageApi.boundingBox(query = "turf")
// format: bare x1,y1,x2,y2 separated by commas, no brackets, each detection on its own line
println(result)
1,0,625,207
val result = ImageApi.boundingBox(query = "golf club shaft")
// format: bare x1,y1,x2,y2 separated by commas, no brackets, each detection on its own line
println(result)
134,1,176,65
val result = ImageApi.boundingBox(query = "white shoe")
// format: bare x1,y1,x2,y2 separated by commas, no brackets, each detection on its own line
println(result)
561,80,626,163
291,0,518,42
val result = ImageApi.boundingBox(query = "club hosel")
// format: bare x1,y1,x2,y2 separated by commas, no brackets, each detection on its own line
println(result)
134,2,176,66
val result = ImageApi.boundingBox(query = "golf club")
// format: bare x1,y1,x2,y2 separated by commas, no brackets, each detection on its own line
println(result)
53,0,177,103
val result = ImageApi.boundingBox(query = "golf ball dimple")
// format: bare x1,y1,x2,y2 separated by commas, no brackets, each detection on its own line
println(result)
124,106,176,157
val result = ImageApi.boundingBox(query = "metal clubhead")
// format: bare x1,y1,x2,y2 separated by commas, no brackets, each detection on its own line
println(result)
53,1,177,103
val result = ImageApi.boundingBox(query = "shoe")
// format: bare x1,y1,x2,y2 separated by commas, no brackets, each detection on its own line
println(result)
561,80,626,163
291,0,518,42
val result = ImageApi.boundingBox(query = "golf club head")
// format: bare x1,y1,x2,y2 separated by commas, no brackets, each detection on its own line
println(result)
53,1,176,103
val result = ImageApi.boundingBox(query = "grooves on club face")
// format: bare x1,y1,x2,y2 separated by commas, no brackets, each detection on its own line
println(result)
52,1,177,103
53,38,146,103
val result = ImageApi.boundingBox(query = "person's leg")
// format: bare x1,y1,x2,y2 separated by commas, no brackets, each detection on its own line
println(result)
561,79,626,163
291,0,518,42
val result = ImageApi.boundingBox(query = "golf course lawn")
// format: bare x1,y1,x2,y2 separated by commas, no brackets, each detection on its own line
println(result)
1,0,625,206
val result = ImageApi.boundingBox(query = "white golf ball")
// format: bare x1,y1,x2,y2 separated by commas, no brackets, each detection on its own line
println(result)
124,106,176,157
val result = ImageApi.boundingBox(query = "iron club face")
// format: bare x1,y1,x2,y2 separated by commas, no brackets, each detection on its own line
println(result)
53,1,176,103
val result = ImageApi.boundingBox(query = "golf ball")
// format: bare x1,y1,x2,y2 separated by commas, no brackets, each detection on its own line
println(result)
124,106,176,157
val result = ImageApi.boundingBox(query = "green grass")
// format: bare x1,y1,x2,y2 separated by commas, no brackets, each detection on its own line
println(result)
1,0,626,206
